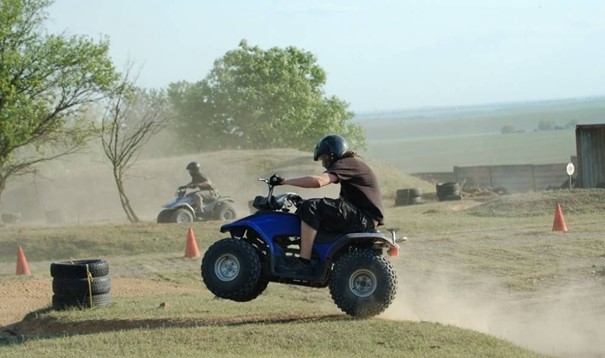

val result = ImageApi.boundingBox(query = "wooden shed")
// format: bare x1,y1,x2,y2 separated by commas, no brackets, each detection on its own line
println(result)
575,124,605,188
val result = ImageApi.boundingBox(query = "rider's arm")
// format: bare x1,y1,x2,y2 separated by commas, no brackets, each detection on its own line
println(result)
282,172,336,188
184,178,213,190
180,181,193,189
196,181,213,190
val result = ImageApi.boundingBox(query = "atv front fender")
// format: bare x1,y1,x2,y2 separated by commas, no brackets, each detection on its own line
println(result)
220,211,300,255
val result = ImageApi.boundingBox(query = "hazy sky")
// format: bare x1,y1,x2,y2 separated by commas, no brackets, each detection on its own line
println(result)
46,0,605,112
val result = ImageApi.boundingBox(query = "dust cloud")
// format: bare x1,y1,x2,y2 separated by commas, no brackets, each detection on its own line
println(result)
381,265,605,358
0,136,335,225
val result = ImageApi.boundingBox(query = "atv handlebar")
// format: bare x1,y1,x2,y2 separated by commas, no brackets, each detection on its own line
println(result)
255,176,303,211
175,187,188,198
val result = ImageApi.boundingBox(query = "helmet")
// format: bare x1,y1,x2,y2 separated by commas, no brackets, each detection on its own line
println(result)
313,135,349,167
186,161,200,171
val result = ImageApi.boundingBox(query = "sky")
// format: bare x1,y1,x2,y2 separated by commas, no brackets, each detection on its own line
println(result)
45,0,605,112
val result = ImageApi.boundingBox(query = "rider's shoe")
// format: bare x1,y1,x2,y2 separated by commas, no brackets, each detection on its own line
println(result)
277,256,314,275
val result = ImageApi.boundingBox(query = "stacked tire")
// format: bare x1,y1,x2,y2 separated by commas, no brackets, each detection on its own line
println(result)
436,182,462,201
50,259,112,310
395,188,423,206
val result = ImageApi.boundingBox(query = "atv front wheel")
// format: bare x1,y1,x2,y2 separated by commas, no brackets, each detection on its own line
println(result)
230,279,269,302
329,250,398,318
156,210,172,224
172,208,194,223
201,238,263,301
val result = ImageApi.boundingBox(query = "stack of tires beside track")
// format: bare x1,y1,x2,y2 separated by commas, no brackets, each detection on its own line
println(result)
50,259,112,310
395,188,423,206
436,182,462,201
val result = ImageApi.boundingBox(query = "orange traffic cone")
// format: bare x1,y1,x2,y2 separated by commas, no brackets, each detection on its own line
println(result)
16,245,31,275
185,227,201,258
552,203,568,232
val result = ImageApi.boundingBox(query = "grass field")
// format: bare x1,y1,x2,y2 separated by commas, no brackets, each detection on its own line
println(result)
1,189,604,357
365,130,576,173
359,97,605,173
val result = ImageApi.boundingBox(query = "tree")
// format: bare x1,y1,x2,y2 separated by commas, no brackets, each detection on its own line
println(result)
537,119,557,131
565,119,578,129
168,40,364,152
100,70,170,223
0,0,120,202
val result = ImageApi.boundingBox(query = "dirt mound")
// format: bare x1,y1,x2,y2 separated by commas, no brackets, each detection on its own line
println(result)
0,149,432,224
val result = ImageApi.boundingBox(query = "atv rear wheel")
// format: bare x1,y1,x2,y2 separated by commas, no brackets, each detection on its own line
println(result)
201,238,263,301
329,250,398,318
214,202,237,221
172,208,194,223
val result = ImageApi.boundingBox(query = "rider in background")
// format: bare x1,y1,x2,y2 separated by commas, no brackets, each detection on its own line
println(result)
270,134,384,274
180,161,219,216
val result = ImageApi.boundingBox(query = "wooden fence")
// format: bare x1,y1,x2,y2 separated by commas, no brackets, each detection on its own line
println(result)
413,163,571,193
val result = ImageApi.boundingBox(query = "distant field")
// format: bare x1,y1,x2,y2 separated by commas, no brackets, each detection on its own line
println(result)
358,97,605,173
365,130,576,173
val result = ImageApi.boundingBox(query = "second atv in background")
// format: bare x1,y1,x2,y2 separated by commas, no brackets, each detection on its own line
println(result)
156,187,237,223
157,161,237,223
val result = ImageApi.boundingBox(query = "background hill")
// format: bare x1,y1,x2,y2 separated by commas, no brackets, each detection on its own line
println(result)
0,148,434,225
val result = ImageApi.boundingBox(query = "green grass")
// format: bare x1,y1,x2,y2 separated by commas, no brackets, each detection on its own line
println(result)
2,318,545,358
1,283,546,358
4,189,605,356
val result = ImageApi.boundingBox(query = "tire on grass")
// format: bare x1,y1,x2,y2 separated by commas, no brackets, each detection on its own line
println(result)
50,259,109,279
436,182,461,201
52,293,112,310
52,276,111,296
395,188,423,206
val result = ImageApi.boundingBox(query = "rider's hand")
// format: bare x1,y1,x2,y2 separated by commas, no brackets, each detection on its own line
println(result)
269,174,284,186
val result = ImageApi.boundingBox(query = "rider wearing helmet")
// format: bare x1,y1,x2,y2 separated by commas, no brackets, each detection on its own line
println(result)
180,161,218,216
270,134,384,274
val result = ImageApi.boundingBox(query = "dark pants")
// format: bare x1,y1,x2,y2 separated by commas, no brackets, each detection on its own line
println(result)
296,197,374,232
193,190,218,211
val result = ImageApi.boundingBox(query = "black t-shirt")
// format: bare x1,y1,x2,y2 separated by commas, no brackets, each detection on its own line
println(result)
326,156,384,225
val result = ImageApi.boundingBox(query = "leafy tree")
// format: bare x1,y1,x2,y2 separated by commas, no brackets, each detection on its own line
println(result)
168,40,364,152
500,124,517,134
0,0,120,202
100,69,170,223
565,119,578,129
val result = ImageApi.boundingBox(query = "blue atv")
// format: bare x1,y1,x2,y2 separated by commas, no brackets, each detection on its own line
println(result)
201,176,404,318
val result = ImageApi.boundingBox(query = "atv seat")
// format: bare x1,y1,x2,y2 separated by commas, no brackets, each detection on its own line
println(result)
314,228,380,244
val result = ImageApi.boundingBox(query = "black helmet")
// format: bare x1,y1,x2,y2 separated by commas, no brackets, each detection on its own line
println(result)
186,161,200,171
313,135,349,167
